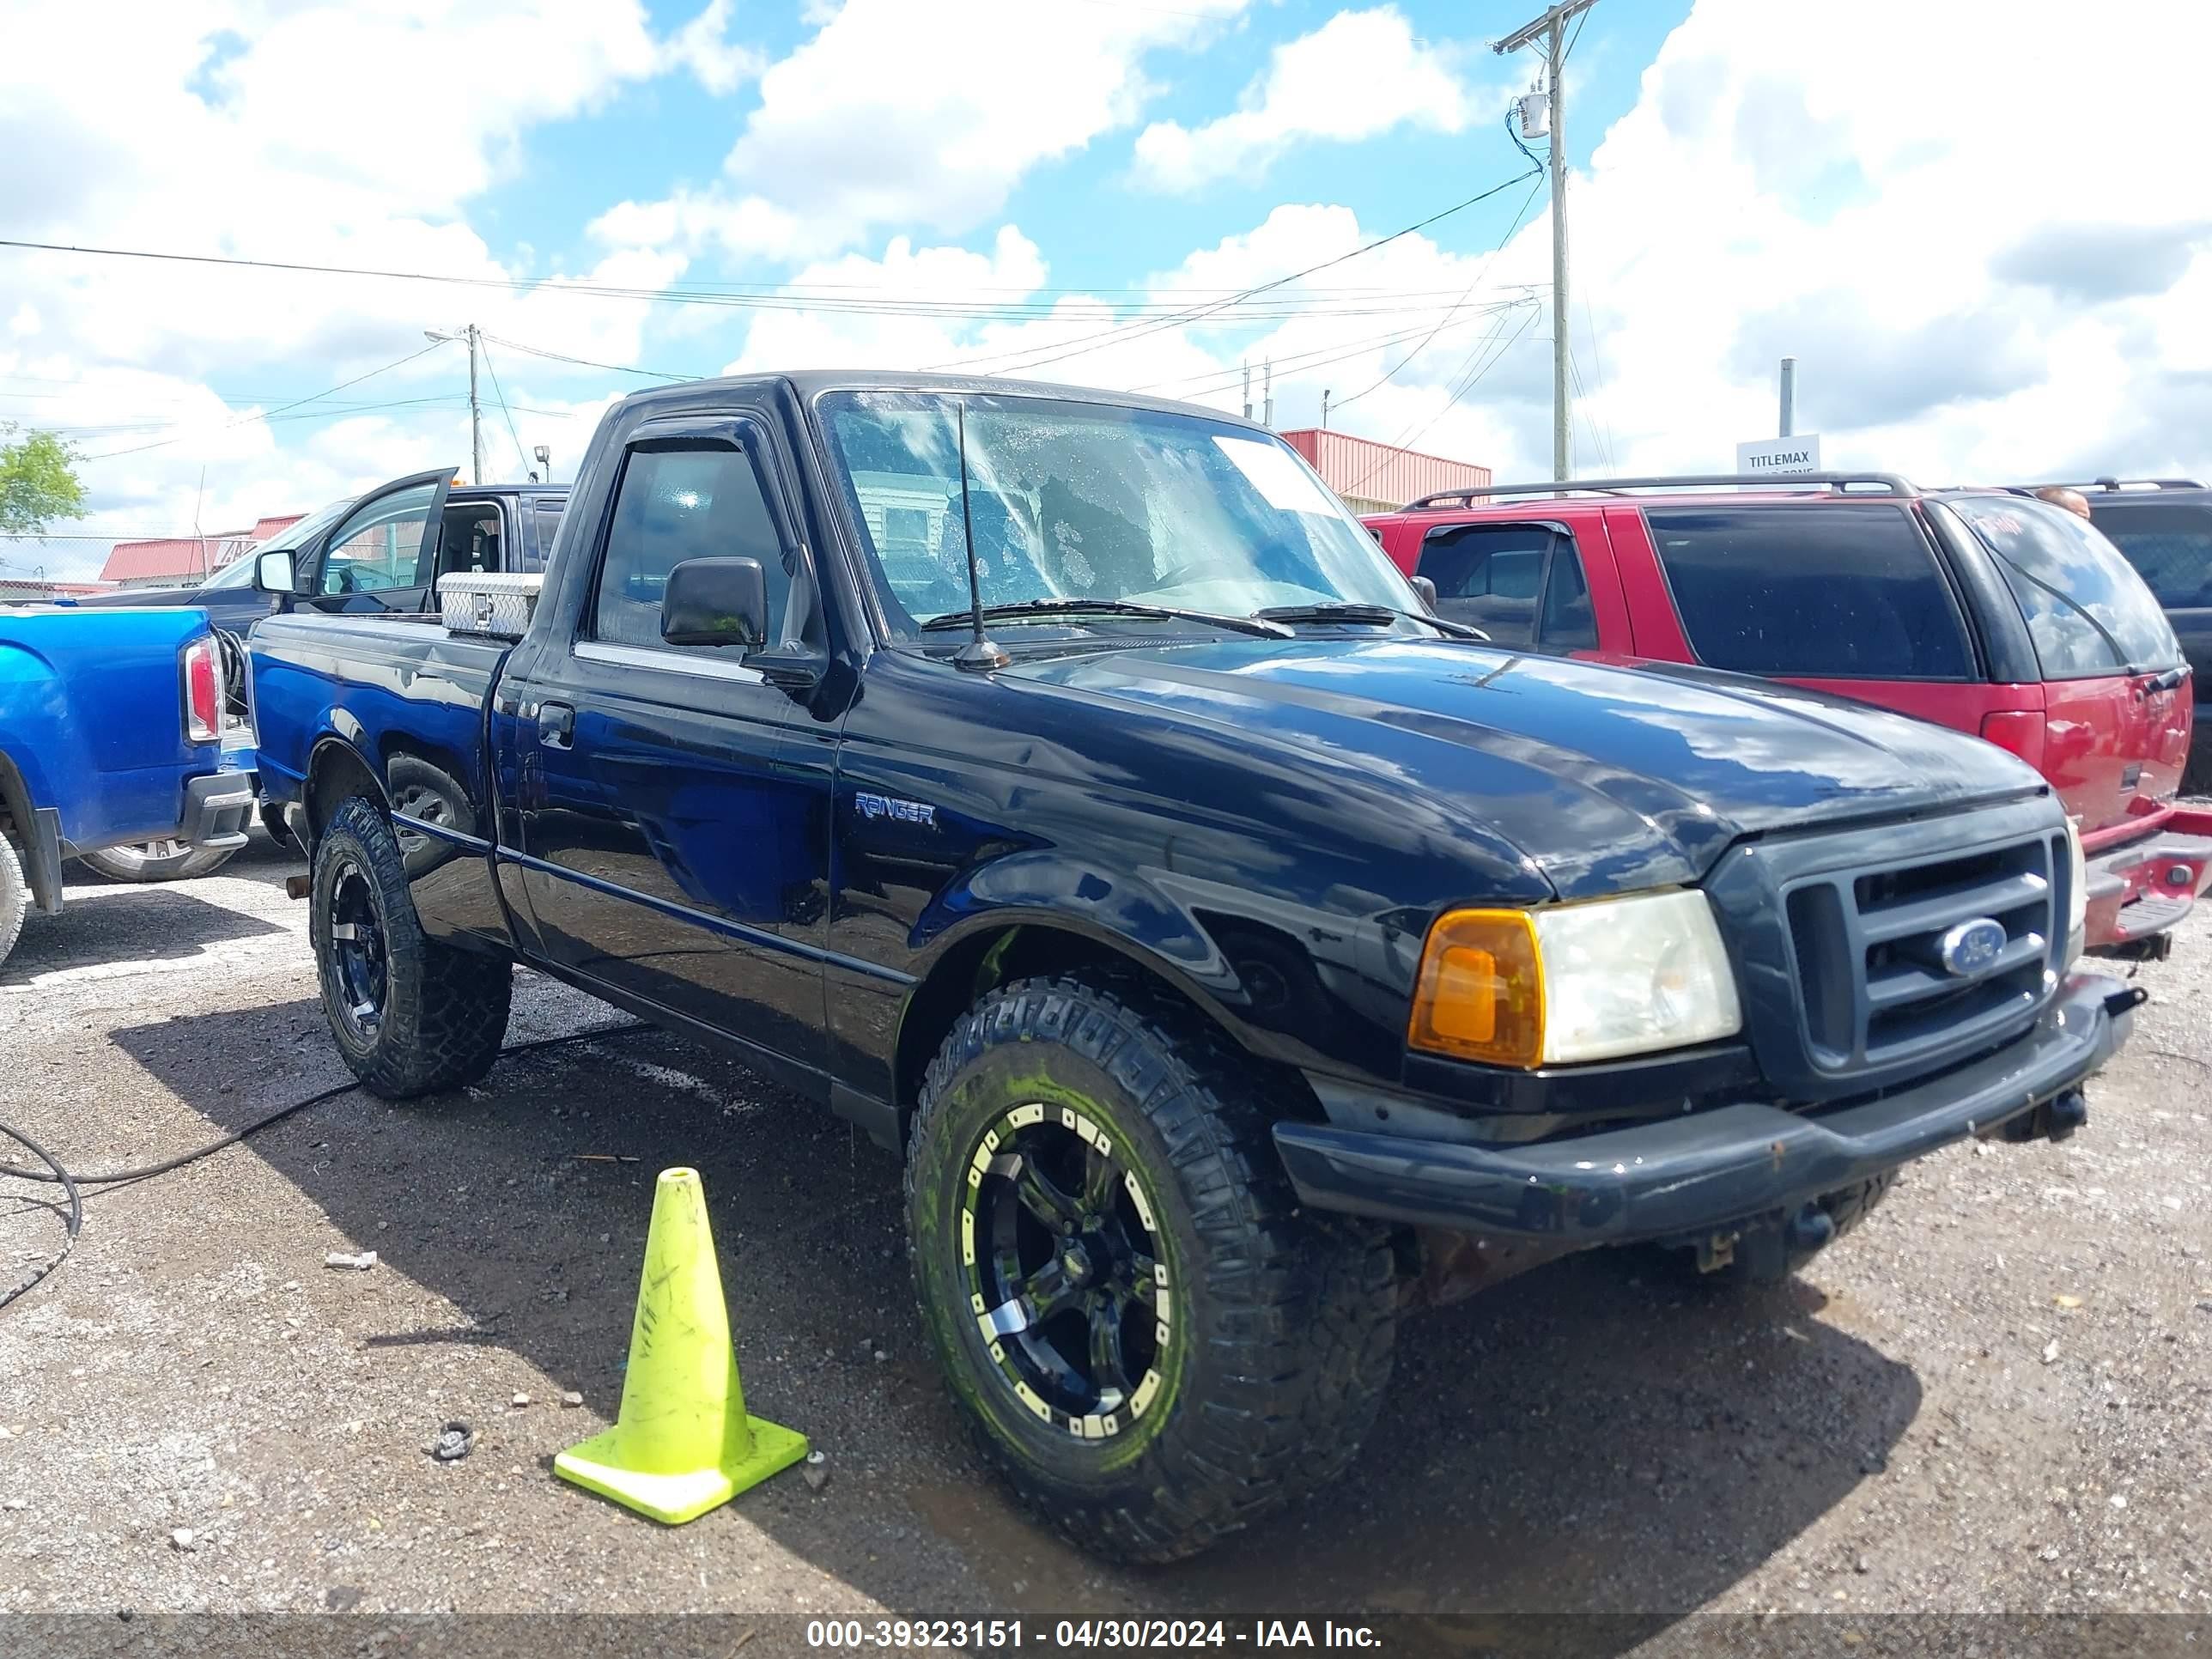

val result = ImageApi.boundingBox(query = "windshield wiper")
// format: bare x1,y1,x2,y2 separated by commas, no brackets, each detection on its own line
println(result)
1255,601,1491,641
921,598,1293,640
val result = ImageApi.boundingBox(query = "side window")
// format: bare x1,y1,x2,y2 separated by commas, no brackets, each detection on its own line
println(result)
1647,503,1974,679
1538,544,1596,649
2089,501,2212,609
591,446,790,653
1948,495,2179,676
320,482,437,597
1414,524,1548,647
437,505,501,580
530,501,567,574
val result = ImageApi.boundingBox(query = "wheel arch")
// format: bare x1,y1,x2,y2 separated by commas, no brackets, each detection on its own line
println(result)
890,910,1310,1137
0,746,64,913
303,734,389,847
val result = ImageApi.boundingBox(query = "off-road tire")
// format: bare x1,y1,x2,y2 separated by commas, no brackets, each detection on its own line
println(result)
905,969,1397,1563
311,794,511,1098
0,831,27,971
77,841,238,883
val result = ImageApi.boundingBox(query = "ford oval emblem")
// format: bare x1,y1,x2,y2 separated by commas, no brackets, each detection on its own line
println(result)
1937,916,2007,977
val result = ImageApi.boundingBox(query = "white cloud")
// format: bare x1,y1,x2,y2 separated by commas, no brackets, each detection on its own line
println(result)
729,228,1050,374
665,0,765,95
0,0,686,578
1509,0,2212,486
699,0,2212,501
1133,7,1494,192
592,0,1252,264
17,0,2212,584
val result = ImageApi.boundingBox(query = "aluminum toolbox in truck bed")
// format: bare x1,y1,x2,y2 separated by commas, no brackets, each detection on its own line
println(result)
437,571,544,641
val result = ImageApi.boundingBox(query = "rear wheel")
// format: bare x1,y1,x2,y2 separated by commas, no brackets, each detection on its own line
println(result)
311,794,511,1098
77,840,238,882
905,969,1397,1563
0,832,27,971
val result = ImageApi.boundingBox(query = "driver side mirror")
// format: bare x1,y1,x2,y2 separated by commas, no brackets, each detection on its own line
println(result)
255,549,298,595
1410,574,1440,611
661,557,768,648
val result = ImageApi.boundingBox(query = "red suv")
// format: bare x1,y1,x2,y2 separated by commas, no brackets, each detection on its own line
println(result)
1365,473,2210,956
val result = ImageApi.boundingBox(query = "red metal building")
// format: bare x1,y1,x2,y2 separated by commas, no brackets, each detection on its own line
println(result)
1279,428,1491,517
99,512,305,588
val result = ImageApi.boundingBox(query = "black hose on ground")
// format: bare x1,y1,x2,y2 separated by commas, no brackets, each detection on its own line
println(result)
0,1116,79,1310
0,1018,653,1311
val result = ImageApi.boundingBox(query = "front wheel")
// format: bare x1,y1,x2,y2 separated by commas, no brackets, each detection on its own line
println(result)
310,794,512,1098
905,970,1397,1563
78,840,238,883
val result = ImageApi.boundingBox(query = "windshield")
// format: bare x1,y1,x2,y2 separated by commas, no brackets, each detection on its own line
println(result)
1945,494,2182,675
202,498,354,589
817,390,1419,637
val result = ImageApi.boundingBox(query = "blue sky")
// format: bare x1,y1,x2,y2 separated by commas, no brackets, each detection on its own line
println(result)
5,0,2209,580
462,0,1692,388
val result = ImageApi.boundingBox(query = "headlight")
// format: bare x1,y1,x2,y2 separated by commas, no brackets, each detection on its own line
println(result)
1408,889,1743,1067
2063,817,2087,964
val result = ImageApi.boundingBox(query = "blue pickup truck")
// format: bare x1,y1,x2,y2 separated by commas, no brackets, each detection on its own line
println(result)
0,606,256,967
249,372,2137,1562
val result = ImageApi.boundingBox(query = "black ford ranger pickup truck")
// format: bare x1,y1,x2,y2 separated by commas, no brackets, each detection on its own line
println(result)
247,371,2138,1562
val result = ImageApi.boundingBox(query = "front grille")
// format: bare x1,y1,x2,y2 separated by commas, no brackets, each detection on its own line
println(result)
1782,830,2063,1076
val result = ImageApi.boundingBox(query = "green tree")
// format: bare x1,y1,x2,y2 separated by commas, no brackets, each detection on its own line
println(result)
0,423,89,538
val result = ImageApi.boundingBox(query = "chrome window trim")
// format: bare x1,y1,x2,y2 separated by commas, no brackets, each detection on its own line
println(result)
572,640,764,685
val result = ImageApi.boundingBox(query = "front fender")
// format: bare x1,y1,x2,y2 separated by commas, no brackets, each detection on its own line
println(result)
905,849,1409,1079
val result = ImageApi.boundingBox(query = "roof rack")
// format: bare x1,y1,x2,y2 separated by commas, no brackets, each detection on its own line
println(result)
2035,477,2208,493
1401,471,1917,510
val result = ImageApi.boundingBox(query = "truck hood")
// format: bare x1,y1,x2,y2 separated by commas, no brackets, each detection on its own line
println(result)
1000,636,2049,898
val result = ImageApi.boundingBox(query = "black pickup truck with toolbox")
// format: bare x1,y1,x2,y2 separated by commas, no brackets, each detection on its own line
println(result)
248,371,2138,1561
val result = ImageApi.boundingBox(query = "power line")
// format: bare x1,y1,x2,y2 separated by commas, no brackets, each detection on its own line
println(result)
476,339,531,477
1339,303,1545,497
930,167,1545,376
0,236,1535,326
78,340,451,461
1134,296,1535,398
481,333,695,382
1327,175,1545,416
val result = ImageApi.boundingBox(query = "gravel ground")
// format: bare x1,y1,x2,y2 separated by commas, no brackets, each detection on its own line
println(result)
0,829,2206,1641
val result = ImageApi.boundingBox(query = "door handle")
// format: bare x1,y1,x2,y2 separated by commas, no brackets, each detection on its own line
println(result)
539,702,574,749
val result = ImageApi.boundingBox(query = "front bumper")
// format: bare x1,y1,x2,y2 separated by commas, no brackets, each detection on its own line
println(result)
1273,970,2136,1245
182,772,255,852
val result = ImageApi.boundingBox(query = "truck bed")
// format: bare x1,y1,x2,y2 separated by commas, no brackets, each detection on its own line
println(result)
250,607,512,883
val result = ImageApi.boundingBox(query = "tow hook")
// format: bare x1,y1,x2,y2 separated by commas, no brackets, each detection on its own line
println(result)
1732,1202,1834,1283
2102,985,2149,1019
2002,1086,2091,1146
2045,1089,2088,1143
1785,1206,1836,1254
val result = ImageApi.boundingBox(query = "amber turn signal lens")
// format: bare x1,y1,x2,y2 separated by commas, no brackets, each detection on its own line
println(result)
1408,908,1544,1067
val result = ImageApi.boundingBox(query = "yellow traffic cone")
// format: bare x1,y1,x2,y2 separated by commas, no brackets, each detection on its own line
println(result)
555,1167,808,1524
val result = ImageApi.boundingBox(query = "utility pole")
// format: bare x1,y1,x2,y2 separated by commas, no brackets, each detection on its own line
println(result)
1243,361,1253,422
1778,356,1796,438
1496,0,1596,482
1322,389,1332,430
1262,359,1274,428
425,324,484,484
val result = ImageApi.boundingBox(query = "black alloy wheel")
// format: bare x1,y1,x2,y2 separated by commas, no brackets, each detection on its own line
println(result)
324,856,389,1045
965,1102,1170,1438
